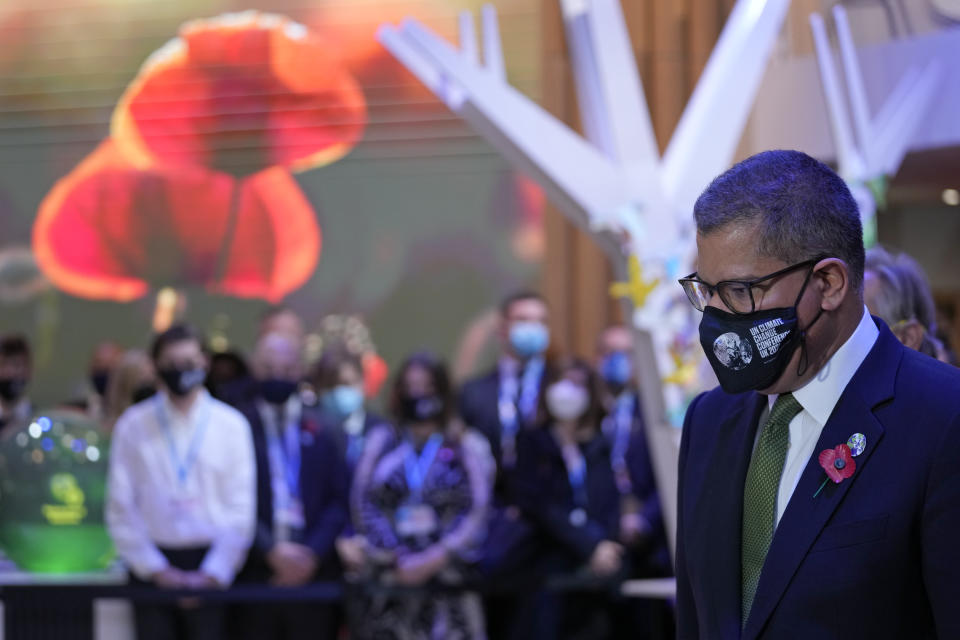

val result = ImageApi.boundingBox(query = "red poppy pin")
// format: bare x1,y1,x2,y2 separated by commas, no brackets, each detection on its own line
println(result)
813,444,856,498
302,416,321,435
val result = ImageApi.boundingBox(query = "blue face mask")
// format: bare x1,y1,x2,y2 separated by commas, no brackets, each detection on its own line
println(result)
509,322,550,358
322,385,364,419
599,351,633,387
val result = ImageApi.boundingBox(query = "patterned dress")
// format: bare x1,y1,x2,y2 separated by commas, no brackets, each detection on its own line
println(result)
351,425,492,640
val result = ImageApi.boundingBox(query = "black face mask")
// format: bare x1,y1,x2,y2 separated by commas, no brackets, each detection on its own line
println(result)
699,267,822,394
158,367,206,397
260,378,298,405
0,377,26,403
90,371,110,397
132,384,157,404
399,393,445,423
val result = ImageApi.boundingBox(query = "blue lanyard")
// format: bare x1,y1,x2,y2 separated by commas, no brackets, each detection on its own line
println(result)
499,356,544,440
260,401,302,500
346,433,364,469
566,454,588,508
281,415,301,499
518,356,544,422
498,375,519,439
404,433,443,500
343,412,366,468
612,393,634,465
155,395,211,487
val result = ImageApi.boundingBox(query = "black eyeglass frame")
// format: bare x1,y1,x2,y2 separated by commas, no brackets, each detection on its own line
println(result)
678,258,822,315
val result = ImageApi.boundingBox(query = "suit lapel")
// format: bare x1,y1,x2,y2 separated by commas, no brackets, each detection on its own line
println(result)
248,408,275,524
691,392,766,640
742,323,902,640
484,371,503,431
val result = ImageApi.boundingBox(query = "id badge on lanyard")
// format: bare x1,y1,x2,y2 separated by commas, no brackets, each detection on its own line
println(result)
260,400,305,536
156,396,211,519
156,396,211,489
396,504,439,538
566,454,589,528
611,394,635,495
396,434,443,538
499,376,520,468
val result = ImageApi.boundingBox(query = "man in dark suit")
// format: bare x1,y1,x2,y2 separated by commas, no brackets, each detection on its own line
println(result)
231,332,349,640
459,290,551,467
596,326,673,639
675,150,960,639
596,325,669,575
459,290,551,638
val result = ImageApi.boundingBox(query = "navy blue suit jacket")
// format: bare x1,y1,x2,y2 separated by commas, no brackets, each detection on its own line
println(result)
459,364,549,467
621,408,671,575
513,426,621,563
676,319,960,639
459,369,510,465
238,400,350,582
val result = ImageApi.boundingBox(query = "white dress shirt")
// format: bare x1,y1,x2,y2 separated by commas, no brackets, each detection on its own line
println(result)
106,389,255,585
764,307,879,526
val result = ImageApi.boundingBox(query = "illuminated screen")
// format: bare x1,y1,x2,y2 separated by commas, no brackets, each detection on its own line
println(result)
0,0,545,407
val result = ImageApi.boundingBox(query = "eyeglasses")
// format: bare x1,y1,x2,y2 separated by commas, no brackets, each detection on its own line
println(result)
678,259,820,315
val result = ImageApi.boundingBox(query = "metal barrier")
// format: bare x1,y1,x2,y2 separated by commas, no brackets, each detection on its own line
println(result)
0,575,675,639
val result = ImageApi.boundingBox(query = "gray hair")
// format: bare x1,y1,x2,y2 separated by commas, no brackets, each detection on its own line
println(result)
694,150,865,291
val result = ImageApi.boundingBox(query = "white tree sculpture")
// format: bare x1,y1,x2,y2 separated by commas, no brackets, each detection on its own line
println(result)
377,0,792,555
810,5,941,248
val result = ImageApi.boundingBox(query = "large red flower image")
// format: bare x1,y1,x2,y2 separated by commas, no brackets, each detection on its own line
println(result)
33,141,319,302
33,12,367,303
112,11,367,176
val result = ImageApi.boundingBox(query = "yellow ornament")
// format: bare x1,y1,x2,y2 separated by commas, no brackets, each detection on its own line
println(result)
609,254,659,308
663,354,698,387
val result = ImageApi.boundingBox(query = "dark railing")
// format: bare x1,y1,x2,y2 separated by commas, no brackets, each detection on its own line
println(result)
0,574,675,640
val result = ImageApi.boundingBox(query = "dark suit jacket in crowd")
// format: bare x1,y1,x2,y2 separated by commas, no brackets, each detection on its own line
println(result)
621,405,670,575
319,409,392,473
676,319,960,640
514,426,621,564
459,365,548,471
237,400,350,582
459,369,509,464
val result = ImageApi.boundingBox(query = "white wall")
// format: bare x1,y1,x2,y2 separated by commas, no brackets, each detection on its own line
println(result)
747,26,960,160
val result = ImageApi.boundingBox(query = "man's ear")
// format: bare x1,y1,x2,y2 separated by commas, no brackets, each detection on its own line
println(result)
814,259,850,311
894,320,926,351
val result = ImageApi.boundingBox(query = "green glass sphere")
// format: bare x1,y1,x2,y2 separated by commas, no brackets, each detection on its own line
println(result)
0,410,115,573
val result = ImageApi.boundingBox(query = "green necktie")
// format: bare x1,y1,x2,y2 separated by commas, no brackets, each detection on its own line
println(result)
741,392,803,627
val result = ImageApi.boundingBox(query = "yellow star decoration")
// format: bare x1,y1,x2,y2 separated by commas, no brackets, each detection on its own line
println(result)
662,348,698,386
609,254,659,308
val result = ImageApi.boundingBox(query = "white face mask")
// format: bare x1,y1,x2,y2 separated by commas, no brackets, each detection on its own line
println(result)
546,380,589,422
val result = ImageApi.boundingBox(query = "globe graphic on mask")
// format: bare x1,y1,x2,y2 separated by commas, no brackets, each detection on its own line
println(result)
713,332,753,371
0,411,114,573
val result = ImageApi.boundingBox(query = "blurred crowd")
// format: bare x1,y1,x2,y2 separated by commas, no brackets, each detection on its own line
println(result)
0,245,952,640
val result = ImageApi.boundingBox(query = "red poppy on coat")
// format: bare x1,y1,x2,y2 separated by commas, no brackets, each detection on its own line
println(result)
302,414,322,435
818,444,856,484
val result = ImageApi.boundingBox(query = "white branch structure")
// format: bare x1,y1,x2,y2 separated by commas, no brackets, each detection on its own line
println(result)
810,5,941,246
378,0,792,559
